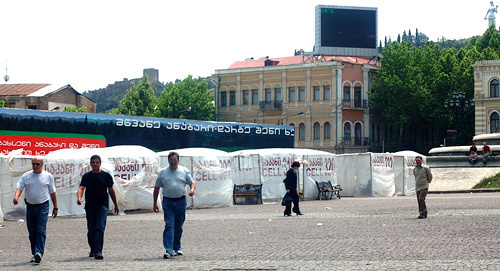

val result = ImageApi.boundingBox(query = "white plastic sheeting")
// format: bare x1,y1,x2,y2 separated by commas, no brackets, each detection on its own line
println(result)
394,150,423,196
158,148,233,209
229,148,336,201
1,146,424,218
1,146,159,218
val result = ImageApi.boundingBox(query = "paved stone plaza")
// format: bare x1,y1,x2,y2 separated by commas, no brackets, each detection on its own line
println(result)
1,193,500,270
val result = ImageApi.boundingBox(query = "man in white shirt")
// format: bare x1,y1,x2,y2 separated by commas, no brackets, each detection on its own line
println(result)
13,157,58,264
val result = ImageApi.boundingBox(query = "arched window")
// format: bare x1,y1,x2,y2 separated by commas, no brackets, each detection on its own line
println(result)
299,123,305,141
313,122,321,140
354,85,362,107
324,122,331,139
491,79,500,98
355,123,362,145
343,85,351,101
344,123,351,140
491,112,500,133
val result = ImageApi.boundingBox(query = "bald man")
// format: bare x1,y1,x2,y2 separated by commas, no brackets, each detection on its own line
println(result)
13,157,58,264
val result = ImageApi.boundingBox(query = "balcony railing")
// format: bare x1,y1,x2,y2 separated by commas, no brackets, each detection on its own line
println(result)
259,100,282,110
342,99,368,109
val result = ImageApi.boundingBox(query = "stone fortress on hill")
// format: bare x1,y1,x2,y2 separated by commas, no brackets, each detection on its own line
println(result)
83,68,163,113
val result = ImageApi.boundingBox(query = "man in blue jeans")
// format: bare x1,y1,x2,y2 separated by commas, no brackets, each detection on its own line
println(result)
77,155,119,260
13,157,58,264
153,151,196,259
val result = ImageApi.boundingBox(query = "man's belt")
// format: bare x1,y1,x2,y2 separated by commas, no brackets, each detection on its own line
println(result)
25,199,49,206
163,195,186,201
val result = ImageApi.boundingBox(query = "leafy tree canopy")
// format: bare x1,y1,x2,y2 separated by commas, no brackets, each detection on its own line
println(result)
155,75,215,120
111,76,157,117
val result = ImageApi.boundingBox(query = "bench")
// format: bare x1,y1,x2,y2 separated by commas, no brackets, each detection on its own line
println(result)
315,181,342,200
233,184,262,204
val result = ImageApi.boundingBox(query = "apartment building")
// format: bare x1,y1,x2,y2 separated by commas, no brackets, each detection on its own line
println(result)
213,54,379,154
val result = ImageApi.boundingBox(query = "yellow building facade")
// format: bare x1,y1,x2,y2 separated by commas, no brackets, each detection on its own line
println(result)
473,60,500,134
213,55,379,154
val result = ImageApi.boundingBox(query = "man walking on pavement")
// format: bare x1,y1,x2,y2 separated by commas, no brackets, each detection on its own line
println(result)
413,156,432,219
13,157,58,264
153,151,196,259
77,155,119,260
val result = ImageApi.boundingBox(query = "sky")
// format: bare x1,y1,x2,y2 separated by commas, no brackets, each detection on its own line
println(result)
0,0,495,92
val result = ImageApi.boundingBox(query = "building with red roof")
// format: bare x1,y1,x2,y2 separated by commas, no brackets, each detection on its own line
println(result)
213,54,380,154
0,84,96,113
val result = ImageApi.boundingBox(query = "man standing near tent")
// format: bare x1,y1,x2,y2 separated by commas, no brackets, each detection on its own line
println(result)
413,156,432,219
283,161,303,216
13,157,58,264
153,151,196,259
77,155,119,260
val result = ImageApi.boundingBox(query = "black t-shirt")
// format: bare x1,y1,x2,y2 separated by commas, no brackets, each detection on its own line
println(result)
80,171,113,208
470,146,477,153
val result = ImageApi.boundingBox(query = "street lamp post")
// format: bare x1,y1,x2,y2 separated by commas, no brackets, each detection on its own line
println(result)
173,106,191,118
208,77,219,121
281,112,304,125
444,91,474,145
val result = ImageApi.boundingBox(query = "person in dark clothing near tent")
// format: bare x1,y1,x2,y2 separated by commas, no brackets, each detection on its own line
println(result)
283,161,303,216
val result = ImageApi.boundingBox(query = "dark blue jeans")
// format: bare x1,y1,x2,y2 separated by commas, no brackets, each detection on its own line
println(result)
162,197,186,255
86,205,108,255
26,201,49,256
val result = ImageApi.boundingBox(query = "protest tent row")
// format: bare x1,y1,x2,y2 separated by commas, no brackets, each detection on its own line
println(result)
0,146,423,218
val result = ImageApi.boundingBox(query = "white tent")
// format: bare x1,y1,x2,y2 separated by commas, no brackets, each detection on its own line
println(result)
158,148,232,209
1,146,159,217
394,150,425,196
337,153,398,197
230,148,336,202
1,146,423,219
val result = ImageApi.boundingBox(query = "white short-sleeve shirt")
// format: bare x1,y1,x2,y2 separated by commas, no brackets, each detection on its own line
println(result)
16,170,56,204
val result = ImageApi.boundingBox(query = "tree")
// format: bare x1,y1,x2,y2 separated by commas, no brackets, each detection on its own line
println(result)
370,41,445,149
63,106,87,112
155,75,215,121
0,100,5,107
111,76,157,117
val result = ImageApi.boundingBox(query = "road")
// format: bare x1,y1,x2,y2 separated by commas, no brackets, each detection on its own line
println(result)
1,193,500,270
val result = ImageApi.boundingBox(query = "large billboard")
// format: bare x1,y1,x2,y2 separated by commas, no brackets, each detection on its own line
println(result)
315,5,378,56
0,108,295,155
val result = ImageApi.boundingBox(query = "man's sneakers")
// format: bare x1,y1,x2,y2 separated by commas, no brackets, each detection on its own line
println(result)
34,253,42,263
30,255,35,262
89,252,95,258
94,253,104,260
417,214,427,219
163,251,182,259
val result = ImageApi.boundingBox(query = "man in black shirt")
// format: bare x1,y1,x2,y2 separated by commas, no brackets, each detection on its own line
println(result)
77,155,119,260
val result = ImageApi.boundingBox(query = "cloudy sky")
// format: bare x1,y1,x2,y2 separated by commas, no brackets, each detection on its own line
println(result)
0,0,493,92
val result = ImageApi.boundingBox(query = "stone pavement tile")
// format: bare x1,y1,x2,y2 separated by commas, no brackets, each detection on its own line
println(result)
1,193,500,270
